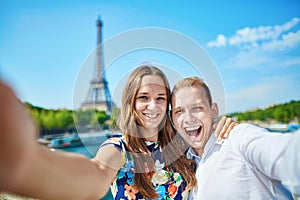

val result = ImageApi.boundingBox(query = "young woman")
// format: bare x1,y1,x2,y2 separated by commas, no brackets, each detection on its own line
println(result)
0,65,236,199
93,66,197,199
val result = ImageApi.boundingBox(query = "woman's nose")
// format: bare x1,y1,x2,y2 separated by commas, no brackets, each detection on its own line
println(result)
147,99,157,110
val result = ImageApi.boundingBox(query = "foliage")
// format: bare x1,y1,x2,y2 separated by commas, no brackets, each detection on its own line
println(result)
73,109,110,128
110,107,120,129
25,102,75,130
228,100,300,123
24,102,115,133
25,99,299,133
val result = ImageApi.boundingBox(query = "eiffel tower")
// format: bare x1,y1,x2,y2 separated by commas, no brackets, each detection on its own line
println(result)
81,17,113,113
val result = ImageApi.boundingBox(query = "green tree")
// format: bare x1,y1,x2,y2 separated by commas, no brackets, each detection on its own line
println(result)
42,110,56,129
74,109,94,127
55,110,74,128
229,100,300,123
110,107,120,129
96,110,109,126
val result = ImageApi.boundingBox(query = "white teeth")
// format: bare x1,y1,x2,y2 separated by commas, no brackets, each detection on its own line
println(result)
145,114,159,119
184,126,201,137
185,127,199,131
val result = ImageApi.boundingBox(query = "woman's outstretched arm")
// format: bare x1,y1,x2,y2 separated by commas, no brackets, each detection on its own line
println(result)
0,80,119,200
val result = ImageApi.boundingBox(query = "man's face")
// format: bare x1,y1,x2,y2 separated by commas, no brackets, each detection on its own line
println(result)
171,86,218,155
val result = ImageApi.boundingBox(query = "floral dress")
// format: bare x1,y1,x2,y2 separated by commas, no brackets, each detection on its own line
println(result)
100,136,190,200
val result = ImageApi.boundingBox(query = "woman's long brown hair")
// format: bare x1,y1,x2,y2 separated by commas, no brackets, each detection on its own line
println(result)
117,65,197,198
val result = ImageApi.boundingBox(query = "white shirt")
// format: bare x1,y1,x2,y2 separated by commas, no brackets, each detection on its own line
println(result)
187,123,300,200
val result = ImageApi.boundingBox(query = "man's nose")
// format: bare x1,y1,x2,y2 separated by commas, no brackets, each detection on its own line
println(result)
184,111,196,123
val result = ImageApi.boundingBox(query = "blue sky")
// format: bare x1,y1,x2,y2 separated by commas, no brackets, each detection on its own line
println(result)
0,0,299,114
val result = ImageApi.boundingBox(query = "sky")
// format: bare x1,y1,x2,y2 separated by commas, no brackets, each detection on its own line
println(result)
0,0,300,114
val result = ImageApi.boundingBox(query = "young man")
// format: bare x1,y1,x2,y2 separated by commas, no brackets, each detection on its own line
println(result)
171,77,300,199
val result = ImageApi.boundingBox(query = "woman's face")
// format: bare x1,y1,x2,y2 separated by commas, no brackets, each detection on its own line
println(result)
135,75,167,133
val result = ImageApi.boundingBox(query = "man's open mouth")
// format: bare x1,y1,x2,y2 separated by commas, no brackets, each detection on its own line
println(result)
184,126,202,138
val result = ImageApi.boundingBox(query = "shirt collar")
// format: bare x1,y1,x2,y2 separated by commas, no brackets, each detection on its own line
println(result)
187,146,198,159
187,132,220,159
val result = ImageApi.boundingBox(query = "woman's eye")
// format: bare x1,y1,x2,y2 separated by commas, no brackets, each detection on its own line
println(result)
137,96,148,100
157,97,166,101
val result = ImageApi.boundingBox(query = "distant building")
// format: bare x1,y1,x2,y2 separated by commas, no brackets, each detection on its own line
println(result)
81,17,114,113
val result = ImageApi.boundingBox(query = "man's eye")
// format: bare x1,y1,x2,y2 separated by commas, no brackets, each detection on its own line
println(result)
174,109,182,114
193,106,202,111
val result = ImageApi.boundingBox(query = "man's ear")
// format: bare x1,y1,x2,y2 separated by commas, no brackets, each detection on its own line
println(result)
211,103,219,119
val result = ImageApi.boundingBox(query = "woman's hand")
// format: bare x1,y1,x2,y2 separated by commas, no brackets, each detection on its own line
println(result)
213,116,238,142
0,80,38,191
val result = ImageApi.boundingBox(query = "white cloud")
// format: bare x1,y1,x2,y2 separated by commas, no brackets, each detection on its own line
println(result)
281,57,300,67
228,82,282,101
207,34,227,47
281,17,300,31
262,30,300,50
225,77,300,113
222,48,270,69
217,29,300,69
207,17,300,50
220,41,300,70
208,18,300,113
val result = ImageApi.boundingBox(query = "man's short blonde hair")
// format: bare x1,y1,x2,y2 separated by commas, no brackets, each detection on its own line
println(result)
172,77,213,106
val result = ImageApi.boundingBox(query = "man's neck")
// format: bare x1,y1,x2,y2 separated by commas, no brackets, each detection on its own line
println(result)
193,132,216,158
195,148,204,157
